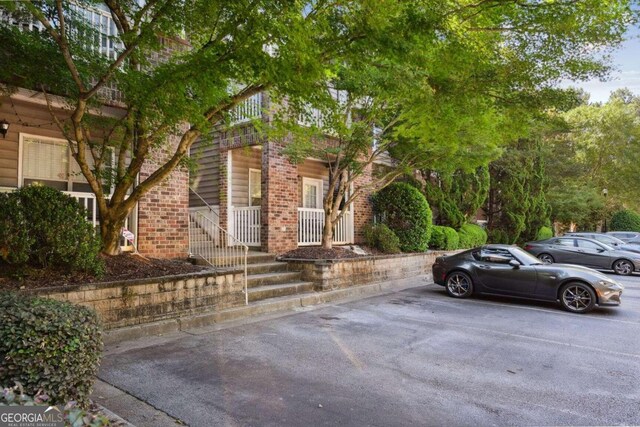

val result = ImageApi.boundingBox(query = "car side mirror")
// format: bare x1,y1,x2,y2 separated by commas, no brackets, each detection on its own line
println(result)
509,260,521,269
597,248,605,253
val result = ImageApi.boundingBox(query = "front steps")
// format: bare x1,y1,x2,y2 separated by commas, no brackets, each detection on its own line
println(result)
197,251,315,304
244,253,315,303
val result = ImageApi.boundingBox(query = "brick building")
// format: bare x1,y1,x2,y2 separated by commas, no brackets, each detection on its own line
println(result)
189,91,377,255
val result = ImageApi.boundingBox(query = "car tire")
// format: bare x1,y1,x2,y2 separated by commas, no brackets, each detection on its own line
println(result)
613,259,633,276
559,282,596,314
445,271,474,298
538,253,554,264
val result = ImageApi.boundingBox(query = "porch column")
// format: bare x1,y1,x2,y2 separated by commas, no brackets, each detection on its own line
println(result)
261,138,298,254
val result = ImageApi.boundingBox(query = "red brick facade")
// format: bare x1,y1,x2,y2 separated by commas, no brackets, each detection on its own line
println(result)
261,139,299,253
352,162,374,244
137,145,190,259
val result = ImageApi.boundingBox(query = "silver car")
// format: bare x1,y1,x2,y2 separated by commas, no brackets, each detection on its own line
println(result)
524,236,640,276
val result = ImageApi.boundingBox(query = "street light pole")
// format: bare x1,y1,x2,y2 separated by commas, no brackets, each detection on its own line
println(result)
602,188,608,232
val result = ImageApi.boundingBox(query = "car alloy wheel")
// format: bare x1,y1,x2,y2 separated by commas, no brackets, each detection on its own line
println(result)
446,272,473,298
613,259,633,276
538,253,554,264
560,283,595,314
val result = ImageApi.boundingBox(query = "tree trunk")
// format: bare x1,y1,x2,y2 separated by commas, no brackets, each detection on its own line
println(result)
100,215,127,256
321,216,334,249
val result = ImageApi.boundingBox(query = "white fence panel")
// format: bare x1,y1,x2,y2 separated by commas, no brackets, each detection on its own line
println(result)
232,206,261,246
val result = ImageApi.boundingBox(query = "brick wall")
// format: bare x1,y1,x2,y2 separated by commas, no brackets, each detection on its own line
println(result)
352,160,374,244
137,141,190,259
261,138,299,253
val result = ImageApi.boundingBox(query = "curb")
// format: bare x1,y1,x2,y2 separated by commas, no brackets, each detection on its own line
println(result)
104,274,433,345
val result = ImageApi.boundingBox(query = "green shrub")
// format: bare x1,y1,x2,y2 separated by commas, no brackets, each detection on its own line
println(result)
372,182,433,252
610,209,640,232
0,193,32,265
535,226,553,240
0,293,103,406
0,185,104,275
487,228,510,244
363,224,401,254
1,383,109,426
457,223,488,248
429,225,459,250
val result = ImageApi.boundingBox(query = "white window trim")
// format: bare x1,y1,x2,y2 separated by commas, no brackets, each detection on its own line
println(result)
18,132,114,194
19,133,71,188
302,177,323,209
248,168,261,207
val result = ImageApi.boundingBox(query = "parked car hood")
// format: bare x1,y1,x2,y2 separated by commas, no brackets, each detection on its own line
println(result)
534,263,614,280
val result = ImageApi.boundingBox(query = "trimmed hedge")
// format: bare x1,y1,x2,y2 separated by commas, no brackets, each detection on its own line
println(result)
457,223,488,248
372,183,433,252
429,225,459,250
0,293,103,406
0,185,104,275
363,224,401,254
610,209,640,232
535,226,553,240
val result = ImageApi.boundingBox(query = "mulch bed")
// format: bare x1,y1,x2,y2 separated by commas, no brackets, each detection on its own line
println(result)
278,246,376,260
0,254,207,291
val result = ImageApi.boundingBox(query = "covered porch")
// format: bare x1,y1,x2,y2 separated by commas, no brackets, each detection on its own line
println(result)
226,148,354,248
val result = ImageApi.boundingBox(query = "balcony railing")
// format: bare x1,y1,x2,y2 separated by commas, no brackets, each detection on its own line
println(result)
230,93,263,125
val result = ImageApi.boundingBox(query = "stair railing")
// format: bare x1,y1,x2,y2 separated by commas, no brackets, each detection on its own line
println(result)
188,189,248,305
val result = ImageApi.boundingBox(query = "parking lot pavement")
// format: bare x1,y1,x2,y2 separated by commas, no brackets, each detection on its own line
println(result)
99,274,640,427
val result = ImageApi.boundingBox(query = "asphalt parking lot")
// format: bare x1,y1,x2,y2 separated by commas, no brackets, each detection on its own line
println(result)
99,273,640,426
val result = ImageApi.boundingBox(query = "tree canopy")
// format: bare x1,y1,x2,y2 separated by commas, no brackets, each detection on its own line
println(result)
0,0,634,251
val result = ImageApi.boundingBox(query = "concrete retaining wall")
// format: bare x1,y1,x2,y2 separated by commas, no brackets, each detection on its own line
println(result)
29,270,245,330
285,251,454,291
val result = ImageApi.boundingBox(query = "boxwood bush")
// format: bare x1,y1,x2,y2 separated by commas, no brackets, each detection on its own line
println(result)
0,293,103,406
610,209,640,232
457,223,488,248
363,223,401,254
429,225,459,250
0,185,104,275
372,182,432,252
535,226,554,240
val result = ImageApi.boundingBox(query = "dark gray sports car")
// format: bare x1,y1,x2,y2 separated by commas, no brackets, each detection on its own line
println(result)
432,244,623,313
524,236,640,275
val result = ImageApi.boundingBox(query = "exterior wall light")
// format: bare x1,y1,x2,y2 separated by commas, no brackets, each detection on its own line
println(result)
0,119,9,138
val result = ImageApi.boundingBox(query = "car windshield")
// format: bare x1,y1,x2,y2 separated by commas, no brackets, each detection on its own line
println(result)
598,235,625,245
510,247,544,264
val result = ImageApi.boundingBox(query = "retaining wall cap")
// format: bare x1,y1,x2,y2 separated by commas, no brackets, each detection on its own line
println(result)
280,250,453,265
22,267,244,295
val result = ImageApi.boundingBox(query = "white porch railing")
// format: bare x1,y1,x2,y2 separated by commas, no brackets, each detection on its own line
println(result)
297,208,353,246
230,93,263,125
232,206,261,246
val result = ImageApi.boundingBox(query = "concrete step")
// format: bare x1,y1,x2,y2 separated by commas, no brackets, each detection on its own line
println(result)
247,282,315,302
247,271,302,288
246,261,290,275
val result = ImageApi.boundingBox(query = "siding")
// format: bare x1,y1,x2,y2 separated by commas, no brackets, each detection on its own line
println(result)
0,98,72,188
298,159,330,206
230,146,261,207
189,137,220,207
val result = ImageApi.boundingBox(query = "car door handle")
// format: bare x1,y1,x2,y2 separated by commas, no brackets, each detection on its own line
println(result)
478,265,492,270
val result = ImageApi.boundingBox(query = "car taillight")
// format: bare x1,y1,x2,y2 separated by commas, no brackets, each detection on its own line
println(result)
524,244,533,250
